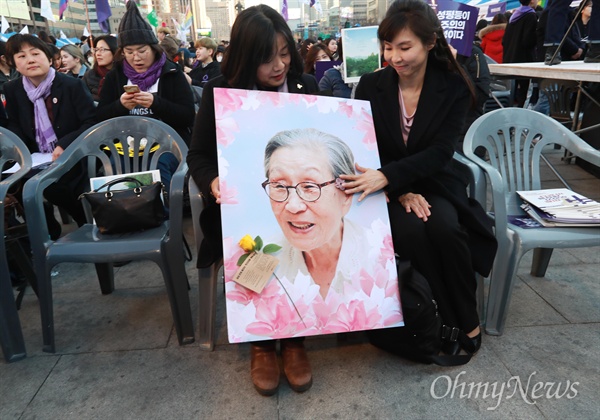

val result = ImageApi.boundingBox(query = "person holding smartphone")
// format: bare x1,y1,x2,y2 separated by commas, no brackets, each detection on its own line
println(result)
96,1,194,192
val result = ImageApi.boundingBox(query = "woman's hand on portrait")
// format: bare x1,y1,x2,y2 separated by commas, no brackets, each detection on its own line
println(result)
52,146,64,161
120,92,138,110
210,177,221,204
399,192,431,221
339,163,389,202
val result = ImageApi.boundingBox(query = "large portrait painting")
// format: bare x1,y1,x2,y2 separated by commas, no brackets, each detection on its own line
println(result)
214,88,403,343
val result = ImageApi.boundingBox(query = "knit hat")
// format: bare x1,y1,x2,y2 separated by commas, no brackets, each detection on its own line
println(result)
117,1,158,48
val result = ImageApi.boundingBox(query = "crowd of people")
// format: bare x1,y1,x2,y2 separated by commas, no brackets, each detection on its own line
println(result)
3,0,596,399
474,0,598,107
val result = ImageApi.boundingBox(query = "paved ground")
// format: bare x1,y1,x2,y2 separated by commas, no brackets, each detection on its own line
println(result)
1,149,599,419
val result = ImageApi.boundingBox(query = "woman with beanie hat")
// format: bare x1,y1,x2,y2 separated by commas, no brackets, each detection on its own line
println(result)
97,1,194,190
97,1,194,142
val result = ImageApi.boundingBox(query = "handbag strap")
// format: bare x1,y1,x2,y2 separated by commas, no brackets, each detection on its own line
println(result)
92,177,144,193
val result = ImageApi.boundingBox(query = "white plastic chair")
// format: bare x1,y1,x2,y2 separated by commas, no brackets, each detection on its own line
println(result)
463,108,600,336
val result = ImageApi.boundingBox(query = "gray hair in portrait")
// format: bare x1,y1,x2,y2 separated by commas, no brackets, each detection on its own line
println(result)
264,128,356,178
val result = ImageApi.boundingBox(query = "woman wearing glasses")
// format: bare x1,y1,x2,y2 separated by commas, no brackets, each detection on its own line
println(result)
97,1,194,193
97,1,194,145
83,35,117,101
187,5,318,397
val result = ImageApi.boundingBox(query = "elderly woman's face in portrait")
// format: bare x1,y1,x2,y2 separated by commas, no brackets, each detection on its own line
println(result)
266,145,352,253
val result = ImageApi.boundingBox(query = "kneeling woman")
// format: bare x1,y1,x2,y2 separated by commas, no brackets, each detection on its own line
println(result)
342,0,497,354
4,34,96,238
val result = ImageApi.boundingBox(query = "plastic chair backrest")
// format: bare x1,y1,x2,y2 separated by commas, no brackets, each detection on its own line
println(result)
0,129,32,180
539,79,579,122
463,108,600,235
0,129,32,363
23,117,188,249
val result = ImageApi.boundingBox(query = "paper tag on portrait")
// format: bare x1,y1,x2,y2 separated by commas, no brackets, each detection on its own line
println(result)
214,88,403,343
233,252,279,294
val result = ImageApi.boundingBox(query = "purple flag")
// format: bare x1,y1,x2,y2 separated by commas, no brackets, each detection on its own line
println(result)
282,0,288,21
59,0,69,20
486,2,507,18
95,0,112,33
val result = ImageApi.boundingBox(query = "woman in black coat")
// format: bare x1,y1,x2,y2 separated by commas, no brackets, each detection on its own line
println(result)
187,4,318,398
96,1,194,193
342,0,497,355
4,34,97,238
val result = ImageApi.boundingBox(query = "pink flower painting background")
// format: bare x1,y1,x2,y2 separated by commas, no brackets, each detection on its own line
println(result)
214,88,402,343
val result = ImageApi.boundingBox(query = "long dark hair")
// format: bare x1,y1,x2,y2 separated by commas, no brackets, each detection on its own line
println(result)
378,0,475,102
221,4,303,89
92,35,117,72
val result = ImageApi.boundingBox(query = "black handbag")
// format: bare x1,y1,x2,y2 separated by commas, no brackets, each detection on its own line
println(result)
367,261,474,366
79,176,165,234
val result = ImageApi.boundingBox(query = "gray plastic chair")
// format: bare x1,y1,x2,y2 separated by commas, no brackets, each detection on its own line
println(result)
0,129,32,362
539,79,580,129
463,108,600,336
22,117,194,353
482,54,514,113
453,152,487,323
188,178,218,351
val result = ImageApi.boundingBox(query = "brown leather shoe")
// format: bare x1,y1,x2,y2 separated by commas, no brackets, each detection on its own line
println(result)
281,339,312,392
250,343,280,396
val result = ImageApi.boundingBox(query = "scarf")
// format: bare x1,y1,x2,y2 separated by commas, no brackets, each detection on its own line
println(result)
95,65,110,97
123,52,166,92
509,6,535,23
23,67,57,153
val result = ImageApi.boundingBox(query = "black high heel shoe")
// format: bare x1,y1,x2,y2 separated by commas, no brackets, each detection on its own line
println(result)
465,333,482,354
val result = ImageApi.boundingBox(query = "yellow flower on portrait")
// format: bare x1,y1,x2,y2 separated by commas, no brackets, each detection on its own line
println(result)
238,234,256,252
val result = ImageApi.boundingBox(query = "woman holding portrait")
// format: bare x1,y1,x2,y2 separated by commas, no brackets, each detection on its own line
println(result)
187,5,318,397
343,0,497,355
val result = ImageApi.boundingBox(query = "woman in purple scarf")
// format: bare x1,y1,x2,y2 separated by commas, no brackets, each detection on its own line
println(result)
96,1,194,144
96,1,194,193
4,34,97,239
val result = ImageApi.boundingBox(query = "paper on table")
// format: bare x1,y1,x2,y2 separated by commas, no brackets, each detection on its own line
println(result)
2,152,52,174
